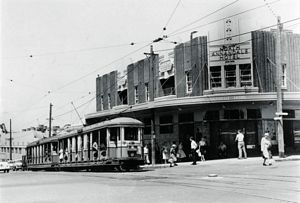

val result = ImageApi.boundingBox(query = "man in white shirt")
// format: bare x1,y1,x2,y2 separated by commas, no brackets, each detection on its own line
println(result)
235,129,247,159
190,137,198,165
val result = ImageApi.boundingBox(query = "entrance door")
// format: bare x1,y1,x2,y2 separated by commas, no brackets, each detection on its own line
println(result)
210,120,258,158
179,123,194,158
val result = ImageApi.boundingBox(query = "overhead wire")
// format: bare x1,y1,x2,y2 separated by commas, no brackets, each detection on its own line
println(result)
167,0,240,36
168,0,281,37
155,17,300,53
28,17,300,124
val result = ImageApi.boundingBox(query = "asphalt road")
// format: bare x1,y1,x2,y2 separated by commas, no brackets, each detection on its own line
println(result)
0,158,299,203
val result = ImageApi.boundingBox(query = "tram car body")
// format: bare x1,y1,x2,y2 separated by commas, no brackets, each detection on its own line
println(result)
25,117,144,171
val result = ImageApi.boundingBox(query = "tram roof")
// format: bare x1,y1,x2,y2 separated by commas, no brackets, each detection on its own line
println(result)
27,136,59,147
26,117,143,147
83,117,144,132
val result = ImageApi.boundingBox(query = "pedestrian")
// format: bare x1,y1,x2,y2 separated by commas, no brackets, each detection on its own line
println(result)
218,142,227,158
59,148,64,163
162,146,168,164
235,129,247,159
177,142,186,162
190,137,198,165
261,132,272,166
169,144,178,167
143,144,150,164
64,148,68,162
199,137,207,161
92,141,98,161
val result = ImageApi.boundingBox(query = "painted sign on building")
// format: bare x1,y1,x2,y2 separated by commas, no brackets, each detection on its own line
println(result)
208,17,252,66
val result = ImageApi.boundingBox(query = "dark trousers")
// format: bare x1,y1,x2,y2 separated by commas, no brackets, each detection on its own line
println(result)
191,149,197,164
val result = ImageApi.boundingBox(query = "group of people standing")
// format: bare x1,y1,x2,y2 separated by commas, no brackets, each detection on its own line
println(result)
143,129,274,167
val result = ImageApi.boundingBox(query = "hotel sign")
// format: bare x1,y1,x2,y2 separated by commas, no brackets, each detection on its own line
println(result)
208,17,252,66
210,42,251,64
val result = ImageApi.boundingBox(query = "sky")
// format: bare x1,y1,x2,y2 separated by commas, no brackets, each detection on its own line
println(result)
1,0,300,131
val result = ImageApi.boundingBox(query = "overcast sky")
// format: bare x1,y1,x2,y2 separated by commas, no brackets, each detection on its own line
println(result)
1,0,300,131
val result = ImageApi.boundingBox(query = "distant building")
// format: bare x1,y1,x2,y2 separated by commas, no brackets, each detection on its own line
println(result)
0,129,47,161
86,19,300,161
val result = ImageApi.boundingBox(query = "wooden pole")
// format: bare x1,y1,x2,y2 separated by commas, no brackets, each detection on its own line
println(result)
276,16,285,158
9,119,12,160
150,45,156,165
49,103,53,137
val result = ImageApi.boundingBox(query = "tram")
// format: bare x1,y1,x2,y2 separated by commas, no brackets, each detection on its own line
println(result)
25,117,144,172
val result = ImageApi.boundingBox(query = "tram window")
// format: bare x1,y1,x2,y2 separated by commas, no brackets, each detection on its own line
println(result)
110,127,120,141
124,127,138,141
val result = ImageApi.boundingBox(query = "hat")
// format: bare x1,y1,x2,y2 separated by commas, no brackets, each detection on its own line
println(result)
264,132,269,136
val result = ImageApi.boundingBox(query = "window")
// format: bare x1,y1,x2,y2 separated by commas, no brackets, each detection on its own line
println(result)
282,64,287,88
224,109,244,119
135,86,139,104
247,109,261,119
145,83,150,102
159,115,173,134
108,94,111,109
100,95,104,110
179,113,194,123
118,90,128,105
240,64,252,87
186,72,192,93
204,111,220,120
225,65,236,87
110,127,120,141
124,127,138,140
210,66,221,88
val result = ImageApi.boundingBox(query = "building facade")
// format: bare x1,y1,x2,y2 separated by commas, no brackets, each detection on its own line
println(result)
0,128,47,161
86,25,300,162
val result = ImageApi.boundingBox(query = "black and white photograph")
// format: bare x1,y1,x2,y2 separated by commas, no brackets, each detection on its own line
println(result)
1,0,300,202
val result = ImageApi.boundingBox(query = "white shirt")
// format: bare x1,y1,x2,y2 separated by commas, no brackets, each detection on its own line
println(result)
261,137,270,152
235,133,244,142
191,140,197,149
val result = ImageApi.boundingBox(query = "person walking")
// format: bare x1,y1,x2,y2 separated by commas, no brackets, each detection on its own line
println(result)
177,142,186,162
162,146,168,164
143,144,150,164
190,137,198,165
261,132,272,166
169,144,178,167
235,129,247,159
199,137,207,161
59,148,64,163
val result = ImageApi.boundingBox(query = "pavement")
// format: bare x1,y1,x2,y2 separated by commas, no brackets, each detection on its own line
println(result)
141,154,300,170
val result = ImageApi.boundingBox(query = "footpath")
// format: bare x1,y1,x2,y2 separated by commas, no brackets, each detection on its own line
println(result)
141,154,300,170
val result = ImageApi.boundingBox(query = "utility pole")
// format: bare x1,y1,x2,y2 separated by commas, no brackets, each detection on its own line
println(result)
49,103,53,137
275,16,285,158
145,45,159,165
9,119,12,160
150,45,156,165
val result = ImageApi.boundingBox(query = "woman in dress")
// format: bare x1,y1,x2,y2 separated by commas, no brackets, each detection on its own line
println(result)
261,132,272,166
177,142,186,162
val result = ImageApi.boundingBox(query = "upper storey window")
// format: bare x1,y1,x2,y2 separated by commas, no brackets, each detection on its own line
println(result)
240,64,252,87
210,66,222,88
134,86,139,104
186,71,192,93
225,65,236,87
209,63,253,89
